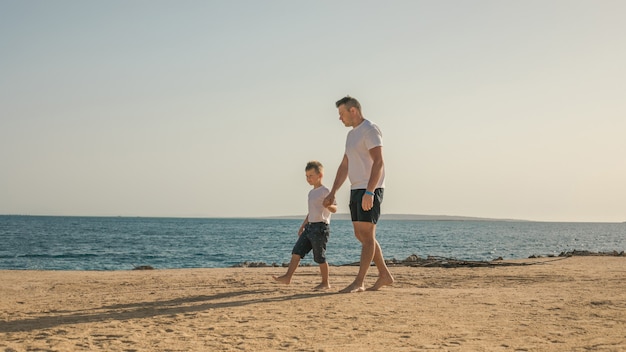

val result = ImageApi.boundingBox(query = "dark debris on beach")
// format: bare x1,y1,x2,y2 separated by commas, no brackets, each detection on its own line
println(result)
555,249,625,257
377,250,625,268
231,250,624,269
232,261,283,268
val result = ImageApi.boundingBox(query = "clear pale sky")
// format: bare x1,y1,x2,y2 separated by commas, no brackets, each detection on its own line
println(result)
1,1,625,222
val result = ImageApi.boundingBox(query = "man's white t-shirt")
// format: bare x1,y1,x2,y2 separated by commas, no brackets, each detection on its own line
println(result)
308,185,333,224
345,119,385,190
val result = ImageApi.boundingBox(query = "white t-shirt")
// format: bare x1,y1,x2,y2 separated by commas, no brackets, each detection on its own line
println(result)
345,119,385,190
308,185,333,224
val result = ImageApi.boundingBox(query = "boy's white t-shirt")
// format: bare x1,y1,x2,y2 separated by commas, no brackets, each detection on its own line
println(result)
345,119,385,190
308,185,333,224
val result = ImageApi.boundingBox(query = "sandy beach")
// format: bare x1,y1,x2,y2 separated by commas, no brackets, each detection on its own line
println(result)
1,256,624,351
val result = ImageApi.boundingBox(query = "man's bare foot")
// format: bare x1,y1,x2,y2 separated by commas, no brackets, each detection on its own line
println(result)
339,282,365,293
272,275,291,285
366,274,394,291
312,283,331,291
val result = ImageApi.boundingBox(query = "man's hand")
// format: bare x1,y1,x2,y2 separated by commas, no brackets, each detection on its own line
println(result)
323,194,335,208
362,193,374,211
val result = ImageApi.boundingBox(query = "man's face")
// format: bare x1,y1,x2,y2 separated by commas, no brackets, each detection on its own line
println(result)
337,105,354,127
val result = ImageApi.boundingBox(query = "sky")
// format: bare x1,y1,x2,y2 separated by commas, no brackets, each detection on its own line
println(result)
1,1,625,222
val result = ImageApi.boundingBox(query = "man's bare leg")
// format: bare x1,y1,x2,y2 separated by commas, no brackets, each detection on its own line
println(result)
339,222,376,293
366,240,394,291
273,254,301,284
313,262,331,291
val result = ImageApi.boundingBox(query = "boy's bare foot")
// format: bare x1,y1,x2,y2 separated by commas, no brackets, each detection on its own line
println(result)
366,274,394,291
339,282,365,293
312,283,331,291
272,275,291,285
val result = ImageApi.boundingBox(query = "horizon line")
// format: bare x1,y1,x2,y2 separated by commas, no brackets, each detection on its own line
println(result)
1,213,624,224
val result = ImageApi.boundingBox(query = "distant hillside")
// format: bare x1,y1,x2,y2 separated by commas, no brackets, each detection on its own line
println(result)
269,214,529,222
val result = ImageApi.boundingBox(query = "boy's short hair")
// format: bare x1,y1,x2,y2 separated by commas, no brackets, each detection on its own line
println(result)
305,161,324,174
335,96,361,112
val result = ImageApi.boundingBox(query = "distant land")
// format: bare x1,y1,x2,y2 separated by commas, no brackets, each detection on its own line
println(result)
268,214,530,222
1,214,526,221
3,214,622,222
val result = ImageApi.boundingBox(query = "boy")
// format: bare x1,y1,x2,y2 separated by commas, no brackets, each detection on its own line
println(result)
273,161,337,290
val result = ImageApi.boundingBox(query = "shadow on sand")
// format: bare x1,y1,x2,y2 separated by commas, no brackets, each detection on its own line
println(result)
0,289,331,333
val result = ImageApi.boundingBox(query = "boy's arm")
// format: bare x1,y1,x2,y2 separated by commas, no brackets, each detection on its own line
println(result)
299,215,309,235
326,204,337,214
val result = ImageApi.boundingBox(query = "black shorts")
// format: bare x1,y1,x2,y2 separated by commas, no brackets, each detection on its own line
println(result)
349,188,384,224
292,222,330,264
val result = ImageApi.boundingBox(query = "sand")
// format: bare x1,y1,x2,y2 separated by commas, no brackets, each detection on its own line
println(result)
1,256,625,351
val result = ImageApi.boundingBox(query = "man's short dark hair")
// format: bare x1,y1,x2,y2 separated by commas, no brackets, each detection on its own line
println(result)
335,96,361,112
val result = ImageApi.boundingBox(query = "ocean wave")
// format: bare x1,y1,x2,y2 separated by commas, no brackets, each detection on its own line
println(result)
16,253,99,259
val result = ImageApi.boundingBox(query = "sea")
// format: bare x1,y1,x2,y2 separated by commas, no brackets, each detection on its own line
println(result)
0,215,624,271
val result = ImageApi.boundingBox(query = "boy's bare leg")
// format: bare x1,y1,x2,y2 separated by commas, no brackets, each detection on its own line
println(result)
339,222,376,293
366,240,394,291
273,254,301,284
313,262,331,291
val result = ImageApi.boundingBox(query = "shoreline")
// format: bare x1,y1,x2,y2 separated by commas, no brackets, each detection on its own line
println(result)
2,250,623,272
1,256,625,351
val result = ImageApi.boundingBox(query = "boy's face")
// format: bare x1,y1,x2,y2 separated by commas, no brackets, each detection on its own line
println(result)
305,169,322,186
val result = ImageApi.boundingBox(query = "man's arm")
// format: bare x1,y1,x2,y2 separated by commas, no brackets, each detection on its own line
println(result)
366,146,384,192
362,146,384,211
323,154,348,207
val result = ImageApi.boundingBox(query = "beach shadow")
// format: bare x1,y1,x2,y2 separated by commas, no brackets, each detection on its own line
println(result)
0,290,331,333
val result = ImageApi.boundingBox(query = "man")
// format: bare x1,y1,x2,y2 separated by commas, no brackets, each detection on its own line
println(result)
323,96,394,293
